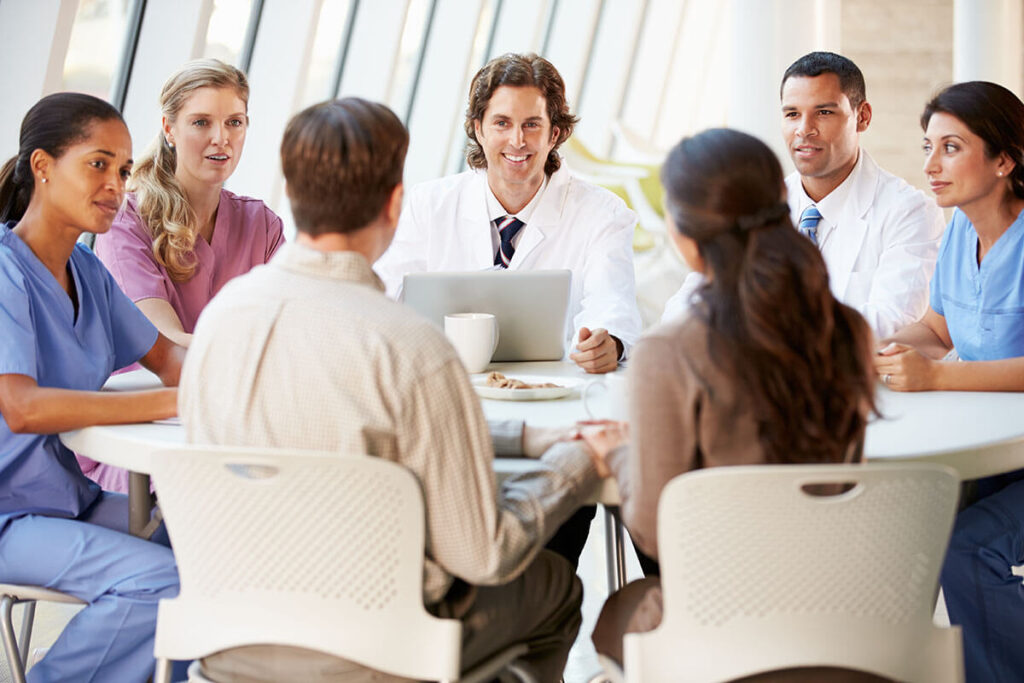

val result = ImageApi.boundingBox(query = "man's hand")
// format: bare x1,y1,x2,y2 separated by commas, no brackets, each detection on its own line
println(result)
522,425,578,458
576,419,629,478
874,342,939,392
570,327,620,374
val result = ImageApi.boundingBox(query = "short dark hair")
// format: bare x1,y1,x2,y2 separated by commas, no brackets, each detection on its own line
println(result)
464,53,579,176
0,92,125,224
281,98,409,236
921,81,1024,201
781,51,867,110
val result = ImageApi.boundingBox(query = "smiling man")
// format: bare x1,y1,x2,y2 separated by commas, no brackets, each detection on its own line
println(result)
663,51,944,339
374,52,641,375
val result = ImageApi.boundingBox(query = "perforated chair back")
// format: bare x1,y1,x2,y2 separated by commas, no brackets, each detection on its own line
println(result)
149,447,461,681
623,463,963,683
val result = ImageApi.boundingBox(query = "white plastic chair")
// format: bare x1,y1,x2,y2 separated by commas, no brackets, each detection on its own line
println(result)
0,584,84,683
619,463,964,683
149,446,535,683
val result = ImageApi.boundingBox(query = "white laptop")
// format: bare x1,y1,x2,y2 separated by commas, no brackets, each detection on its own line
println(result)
401,270,572,361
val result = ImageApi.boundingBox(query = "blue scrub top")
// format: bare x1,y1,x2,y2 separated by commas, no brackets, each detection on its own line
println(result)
0,223,158,519
930,208,1024,361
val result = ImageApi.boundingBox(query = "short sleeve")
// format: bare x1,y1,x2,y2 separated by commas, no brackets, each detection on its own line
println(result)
264,207,285,261
929,213,957,317
92,251,159,369
0,262,38,378
94,200,173,304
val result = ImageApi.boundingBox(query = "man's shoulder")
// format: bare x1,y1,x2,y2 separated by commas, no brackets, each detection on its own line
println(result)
860,151,935,215
408,170,478,204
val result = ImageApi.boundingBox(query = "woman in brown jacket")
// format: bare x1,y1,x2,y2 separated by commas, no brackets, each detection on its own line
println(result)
585,128,878,667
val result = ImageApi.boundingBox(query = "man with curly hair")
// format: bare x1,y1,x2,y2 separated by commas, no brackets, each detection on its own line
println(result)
375,52,641,375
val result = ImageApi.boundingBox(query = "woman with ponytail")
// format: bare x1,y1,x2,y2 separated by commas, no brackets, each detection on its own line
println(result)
94,58,283,348
85,58,283,493
0,93,187,681
583,128,877,667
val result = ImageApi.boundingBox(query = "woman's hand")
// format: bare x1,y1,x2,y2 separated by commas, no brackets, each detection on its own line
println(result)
522,425,579,458
874,342,940,392
577,420,629,478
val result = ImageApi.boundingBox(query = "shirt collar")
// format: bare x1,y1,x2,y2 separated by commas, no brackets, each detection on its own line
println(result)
793,148,864,227
272,241,385,292
484,173,549,225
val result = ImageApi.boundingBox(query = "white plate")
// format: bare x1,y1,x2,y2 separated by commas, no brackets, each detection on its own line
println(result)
471,375,581,401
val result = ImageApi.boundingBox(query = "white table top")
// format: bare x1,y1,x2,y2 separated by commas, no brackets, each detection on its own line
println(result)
61,363,1024,486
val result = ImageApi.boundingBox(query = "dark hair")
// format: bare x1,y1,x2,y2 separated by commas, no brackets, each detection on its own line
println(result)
921,81,1024,200
662,128,876,464
781,51,867,109
281,97,409,236
0,92,125,224
464,53,579,176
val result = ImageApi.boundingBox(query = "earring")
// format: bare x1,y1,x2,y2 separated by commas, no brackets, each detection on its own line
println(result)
998,171,1004,177
40,178,47,184
166,139,175,148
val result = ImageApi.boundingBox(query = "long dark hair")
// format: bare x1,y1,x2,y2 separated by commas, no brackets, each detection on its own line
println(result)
921,81,1024,201
662,128,876,464
0,93,125,224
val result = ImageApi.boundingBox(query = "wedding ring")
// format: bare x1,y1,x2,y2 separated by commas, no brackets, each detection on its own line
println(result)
883,373,892,385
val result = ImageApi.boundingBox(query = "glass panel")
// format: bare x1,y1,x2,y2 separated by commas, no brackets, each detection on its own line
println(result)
61,0,132,99
388,0,432,120
204,0,255,65
300,0,354,107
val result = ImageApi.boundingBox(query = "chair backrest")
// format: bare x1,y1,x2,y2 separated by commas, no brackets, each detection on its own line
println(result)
624,463,963,683
149,446,461,681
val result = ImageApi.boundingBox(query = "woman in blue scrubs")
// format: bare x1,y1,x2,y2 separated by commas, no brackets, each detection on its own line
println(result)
0,93,187,682
876,81,1024,682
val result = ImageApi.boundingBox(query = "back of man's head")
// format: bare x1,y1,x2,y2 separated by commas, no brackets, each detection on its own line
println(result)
282,97,409,236
781,51,867,109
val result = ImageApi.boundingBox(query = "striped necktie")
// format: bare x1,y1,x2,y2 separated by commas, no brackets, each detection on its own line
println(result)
798,205,822,245
494,215,525,268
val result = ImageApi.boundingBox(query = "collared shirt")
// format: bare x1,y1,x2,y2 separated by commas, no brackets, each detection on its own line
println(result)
0,223,157,519
180,242,598,603
931,208,1024,361
790,151,862,260
484,174,548,258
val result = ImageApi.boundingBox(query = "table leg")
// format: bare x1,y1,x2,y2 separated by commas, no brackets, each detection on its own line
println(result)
128,471,153,538
603,506,627,592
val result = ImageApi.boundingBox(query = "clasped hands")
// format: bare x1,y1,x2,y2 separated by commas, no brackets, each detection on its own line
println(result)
523,420,629,478
873,342,938,392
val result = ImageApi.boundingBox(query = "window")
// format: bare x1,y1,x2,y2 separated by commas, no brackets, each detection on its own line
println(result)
61,0,132,99
204,0,256,66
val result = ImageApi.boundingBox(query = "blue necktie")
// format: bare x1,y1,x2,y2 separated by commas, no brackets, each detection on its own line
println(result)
494,216,525,268
799,205,822,245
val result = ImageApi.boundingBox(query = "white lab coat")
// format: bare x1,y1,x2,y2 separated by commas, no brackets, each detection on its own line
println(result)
661,150,944,339
375,165,642,352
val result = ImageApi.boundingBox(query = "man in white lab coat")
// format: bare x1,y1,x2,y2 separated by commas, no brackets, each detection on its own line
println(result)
662,51,944,339
375,52,641,374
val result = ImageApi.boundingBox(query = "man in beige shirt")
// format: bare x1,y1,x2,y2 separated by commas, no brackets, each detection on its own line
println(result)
179,98,600,682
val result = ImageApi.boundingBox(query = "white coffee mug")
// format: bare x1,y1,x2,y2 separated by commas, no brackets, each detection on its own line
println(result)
445,313,500,374
581,372,629,420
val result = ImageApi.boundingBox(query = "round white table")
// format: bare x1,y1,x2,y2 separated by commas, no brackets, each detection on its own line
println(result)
61,362,1024,550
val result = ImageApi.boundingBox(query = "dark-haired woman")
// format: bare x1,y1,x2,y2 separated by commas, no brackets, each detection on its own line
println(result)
0,93,186,681
876,81,1024,682
583,128,877,668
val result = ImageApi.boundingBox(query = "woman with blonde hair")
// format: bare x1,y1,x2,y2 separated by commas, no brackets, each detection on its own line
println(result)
84,58,284,491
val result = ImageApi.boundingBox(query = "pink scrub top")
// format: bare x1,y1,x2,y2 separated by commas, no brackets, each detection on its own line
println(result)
94,189,284,333
82,189,284,493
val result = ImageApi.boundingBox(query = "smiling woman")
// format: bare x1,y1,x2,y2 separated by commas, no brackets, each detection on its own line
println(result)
84,59,285,494
0,92,186,682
